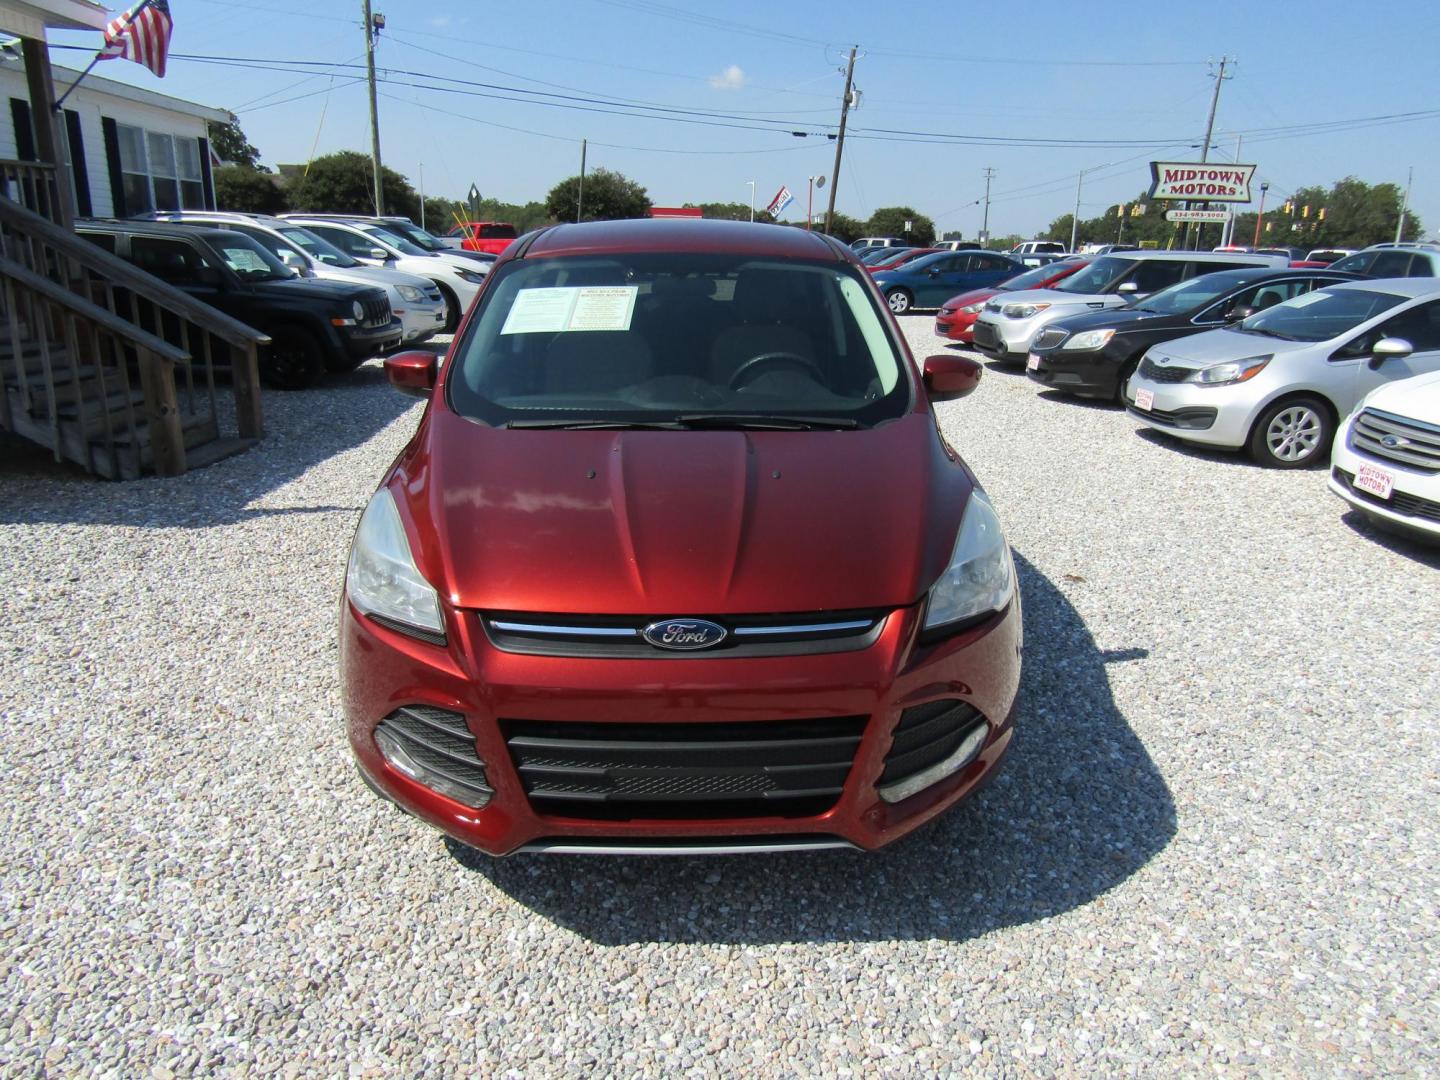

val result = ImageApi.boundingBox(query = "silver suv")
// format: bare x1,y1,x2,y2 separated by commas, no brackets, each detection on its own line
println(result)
1329,243,1440,279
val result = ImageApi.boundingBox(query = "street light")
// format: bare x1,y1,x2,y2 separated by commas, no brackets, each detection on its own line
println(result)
746,181,755,223
1252,181,1270,248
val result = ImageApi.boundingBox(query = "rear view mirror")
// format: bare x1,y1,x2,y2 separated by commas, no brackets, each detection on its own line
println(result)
385,350,438,396
922,355,982,401
1369,337,1413,368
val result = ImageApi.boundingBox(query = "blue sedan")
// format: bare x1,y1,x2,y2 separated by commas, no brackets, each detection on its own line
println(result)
873,250,1026,314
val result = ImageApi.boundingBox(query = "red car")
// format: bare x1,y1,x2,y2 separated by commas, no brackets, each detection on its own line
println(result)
446,220,518,255
867,247,941,273
341,219,1022,856
935,258,1091,343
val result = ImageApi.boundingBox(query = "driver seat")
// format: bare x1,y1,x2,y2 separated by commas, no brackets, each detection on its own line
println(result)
709,269,814,388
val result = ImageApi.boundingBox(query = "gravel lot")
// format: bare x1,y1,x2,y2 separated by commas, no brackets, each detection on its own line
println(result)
2,318,1436,1077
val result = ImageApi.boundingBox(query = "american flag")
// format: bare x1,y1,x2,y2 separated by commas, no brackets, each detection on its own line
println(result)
97,0,173,78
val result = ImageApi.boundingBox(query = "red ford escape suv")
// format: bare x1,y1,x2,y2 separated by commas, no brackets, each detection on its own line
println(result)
340,219,1022,856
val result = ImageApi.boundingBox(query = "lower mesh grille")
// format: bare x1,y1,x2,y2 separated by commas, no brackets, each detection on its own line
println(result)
880,700,986,790
504,716,865,820
375,706,492,801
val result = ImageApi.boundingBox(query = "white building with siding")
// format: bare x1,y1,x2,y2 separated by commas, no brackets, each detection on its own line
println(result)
0,51,226,218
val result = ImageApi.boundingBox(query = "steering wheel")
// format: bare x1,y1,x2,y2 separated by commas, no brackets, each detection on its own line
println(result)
728,351,826,390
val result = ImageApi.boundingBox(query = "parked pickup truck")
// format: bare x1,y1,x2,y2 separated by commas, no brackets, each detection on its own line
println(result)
77,220,401,389
444,220,518,255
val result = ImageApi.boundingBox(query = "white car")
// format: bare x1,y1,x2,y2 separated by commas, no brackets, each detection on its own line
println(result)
150,212,448,348
284,217,489,332
971,250,1288,365
1329,368,1440,541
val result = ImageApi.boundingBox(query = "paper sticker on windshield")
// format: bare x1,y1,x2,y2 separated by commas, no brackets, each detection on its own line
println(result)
224,249,270,273
501,286,638,335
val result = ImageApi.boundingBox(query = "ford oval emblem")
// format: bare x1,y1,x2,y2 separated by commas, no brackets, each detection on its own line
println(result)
1380,434,1410,449
641,618,728,651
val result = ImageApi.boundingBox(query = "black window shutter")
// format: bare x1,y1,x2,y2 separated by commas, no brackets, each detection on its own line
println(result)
10,98,35,161
64,109,91,217
101,116,125,218
198,136,215,209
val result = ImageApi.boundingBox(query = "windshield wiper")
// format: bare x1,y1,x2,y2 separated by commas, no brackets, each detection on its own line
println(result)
504,418,686,430
1237,326,1295,340
675,413,861,430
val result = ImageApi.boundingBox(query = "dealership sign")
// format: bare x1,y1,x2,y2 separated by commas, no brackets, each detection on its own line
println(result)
1165,209,1231,223
1148,162,1257,202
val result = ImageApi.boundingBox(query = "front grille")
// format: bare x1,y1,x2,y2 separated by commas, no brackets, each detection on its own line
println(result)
481,610,885,658
361,295,392,328
1139,356,1194,383
504,716,866,820
879,700,985,790
1350,408,1440,473
375,706,493,801
1032,328,1067,350
972,321,999,347
1333,468,1440,523
1126,403,1218,430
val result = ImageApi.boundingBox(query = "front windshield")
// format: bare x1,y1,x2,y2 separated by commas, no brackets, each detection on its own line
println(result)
387,221,445,251
211,235,294,281
357,224,427,257
447,253,910,429
277,226,360,268
1133,273,1249,315
1237,288,1404,342
999,261,1078,292
1053,256,1133,294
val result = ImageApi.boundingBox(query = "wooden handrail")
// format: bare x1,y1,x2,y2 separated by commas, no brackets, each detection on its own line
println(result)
0,198,271,349
0,253,189,363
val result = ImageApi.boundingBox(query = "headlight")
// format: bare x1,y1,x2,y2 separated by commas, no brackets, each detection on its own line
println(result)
1187,354,1272,386
346,487,445,641
396,284,425,302
352,300,366,321
922,489,1015,634
959,302,985,314
1063,328,1115,351
1002,302,1050,319
455,268,487,284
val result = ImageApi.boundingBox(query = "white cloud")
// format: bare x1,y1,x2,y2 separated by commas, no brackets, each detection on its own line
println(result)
709,65,745,91
428,15,451,27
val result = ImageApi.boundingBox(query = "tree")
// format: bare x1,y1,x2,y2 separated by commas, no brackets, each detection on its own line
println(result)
1229,177,1421,250
822,211,864,244
207,117,264,171
545,167,650,222
287,151,420,220
866,207,936,247
683,201,775,224
214,166,288,214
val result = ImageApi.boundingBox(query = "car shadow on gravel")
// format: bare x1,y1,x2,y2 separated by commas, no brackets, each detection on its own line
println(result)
1035,389,1123,411
449,552,1176,946
1336,509,1440,567
0,360,417,527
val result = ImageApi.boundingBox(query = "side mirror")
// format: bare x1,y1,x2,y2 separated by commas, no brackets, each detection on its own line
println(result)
927,267,942,276
1117,281,1139,294
368,247,391,261
922,355,983,401
1227,305,1257,322
1369,337,1413,368
384,350,438,396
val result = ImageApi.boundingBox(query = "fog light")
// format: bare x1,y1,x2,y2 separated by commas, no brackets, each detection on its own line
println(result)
374,726,493,809
877,721,989,804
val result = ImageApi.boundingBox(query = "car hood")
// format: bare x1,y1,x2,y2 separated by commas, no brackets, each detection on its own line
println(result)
1354,368,1440,424
1048,305,1176,335
987,287,1126,309
398,410,969,615
428,252,489,274
251,277,382,303
941,287,1000,310
328,264,435,290
1143,327,1318,366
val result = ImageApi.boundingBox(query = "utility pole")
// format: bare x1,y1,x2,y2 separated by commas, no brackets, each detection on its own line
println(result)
1188,55,1230,250
362,0,384,215
577,139,587,222
980,167,995,246
418,161,424,229
823,46,858,235
1396,166,1413,243
746,180,755,222
1070,169,1085,253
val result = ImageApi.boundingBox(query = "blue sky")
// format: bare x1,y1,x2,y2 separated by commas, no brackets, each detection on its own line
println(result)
48,0,1440,240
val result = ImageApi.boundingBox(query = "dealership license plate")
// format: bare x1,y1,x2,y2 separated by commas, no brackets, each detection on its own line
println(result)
1353,463,1394,500
1134,388,1155,411
1027,353,1041,371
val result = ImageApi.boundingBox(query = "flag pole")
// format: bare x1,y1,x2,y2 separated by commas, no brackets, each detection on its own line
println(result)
54,0,153,113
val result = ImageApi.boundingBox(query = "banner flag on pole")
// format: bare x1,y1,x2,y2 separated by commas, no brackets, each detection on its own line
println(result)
766,185,794,218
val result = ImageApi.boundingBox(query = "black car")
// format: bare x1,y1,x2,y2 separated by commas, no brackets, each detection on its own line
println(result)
1024,267,1358,401
77,220,402,389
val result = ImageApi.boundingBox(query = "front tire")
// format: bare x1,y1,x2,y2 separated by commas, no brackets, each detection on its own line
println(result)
1113,357,1140,403
435,282,460,333
887,289,913,316
261,324,327,390
1246,396,1333,468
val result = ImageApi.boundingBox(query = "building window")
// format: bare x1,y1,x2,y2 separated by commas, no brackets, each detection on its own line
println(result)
115,123,206,212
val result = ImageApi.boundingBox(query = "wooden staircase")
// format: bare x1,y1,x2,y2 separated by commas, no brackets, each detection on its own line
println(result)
0,159,271,479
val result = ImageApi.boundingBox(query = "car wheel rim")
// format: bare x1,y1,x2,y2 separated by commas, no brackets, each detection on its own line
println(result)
889,293,908,314
1266,406,1321,461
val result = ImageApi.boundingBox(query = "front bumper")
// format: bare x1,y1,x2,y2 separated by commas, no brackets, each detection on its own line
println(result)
341,318,405,359
341,596,1023,856
935,310,978,342
971,313,1049,363
398,301,447,343
1329,421,1440,538
1124,373,1258,448
1026,346,1125,398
